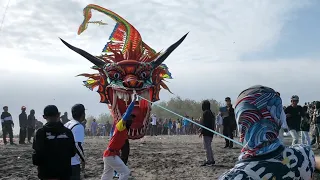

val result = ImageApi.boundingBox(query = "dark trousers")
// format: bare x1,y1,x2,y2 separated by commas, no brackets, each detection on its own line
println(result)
27,127,35,142
120,139,130,165
223,126,234,148
2,124,13,144
151,125,157,136
70,164,81,180
19,127,27,143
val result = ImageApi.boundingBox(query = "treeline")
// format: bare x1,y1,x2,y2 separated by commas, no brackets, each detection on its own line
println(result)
151,96,221,119
85,97,221,126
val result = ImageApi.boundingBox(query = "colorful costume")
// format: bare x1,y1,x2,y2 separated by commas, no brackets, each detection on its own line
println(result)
60,4,188,139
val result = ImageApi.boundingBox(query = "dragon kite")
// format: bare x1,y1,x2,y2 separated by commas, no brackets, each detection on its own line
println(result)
60,4,188,139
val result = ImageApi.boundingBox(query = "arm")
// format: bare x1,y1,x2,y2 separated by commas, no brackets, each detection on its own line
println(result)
73,126,85,163
32,130,45,166
19,114,22,127
67,130,77,157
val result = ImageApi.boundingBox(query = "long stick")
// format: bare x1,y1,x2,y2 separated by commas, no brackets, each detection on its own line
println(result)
137,95,243,147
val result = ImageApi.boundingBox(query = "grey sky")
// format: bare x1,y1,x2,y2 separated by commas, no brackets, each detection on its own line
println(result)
0,0,318,134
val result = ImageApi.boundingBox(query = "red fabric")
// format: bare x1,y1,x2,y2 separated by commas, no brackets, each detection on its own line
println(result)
103,128,128,157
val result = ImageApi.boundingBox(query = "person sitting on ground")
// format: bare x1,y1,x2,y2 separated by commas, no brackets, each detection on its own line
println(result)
199,100,216,167
32,105,76,180
101,94,137,180
219,85,318,180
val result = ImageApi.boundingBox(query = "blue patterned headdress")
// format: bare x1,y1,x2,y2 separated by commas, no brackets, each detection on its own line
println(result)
235,85,285,159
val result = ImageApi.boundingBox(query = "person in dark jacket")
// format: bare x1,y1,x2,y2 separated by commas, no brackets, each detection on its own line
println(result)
19,106,28,144
27,109,36,143
1,106,14,145
199,100,215,166
32,105,76,180
285,95,306,145
222,97,236,148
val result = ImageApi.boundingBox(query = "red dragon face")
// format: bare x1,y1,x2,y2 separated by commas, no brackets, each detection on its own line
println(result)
60,4,188,139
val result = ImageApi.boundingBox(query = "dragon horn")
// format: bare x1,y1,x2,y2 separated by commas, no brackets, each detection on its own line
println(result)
60,38,106,67
152,32,189,68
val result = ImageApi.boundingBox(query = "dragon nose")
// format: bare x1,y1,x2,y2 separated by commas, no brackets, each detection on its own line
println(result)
123,75,143,88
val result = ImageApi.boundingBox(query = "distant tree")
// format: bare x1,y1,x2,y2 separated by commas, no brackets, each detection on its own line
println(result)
151,97,220,120
97,113,113,124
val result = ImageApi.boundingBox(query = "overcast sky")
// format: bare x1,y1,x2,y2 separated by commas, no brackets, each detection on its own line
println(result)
1,0,320,133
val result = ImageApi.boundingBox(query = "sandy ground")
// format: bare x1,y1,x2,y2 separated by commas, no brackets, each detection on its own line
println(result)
0,135,319,180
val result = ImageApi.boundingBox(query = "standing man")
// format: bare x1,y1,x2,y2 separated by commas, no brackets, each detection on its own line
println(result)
32,105,76,180
222,97,236,148
19,106,28,144
65,104,86,180
285,95,306,145
91,119,98,136
151,114,157,136
1,106,14,145
27,109,36,143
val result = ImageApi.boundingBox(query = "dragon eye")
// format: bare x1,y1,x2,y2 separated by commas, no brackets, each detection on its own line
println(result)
139,71,150,80
108,70,122,80
141,72,147,78
114,73,120,79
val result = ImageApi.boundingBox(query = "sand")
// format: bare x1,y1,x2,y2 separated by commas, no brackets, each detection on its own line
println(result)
0,135,319,180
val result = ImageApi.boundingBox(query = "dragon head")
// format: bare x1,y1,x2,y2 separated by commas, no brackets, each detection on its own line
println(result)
61,4,188,139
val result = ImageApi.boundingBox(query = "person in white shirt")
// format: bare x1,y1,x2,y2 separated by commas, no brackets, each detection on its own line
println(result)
151,114,157,136
65,104,86,180
216,113,223,137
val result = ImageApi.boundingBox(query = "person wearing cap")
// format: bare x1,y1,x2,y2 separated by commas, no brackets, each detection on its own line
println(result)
27,109,36,144
1,106,14,145
19,106,28,144
222,97,236,148
64,104,86,180
285,95,307,145
101,94,137,180
219,85,320,180
32,105,77,180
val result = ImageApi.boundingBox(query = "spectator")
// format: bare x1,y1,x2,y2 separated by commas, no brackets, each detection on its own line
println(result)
1,106,14,145
285,95,306,145
222,97,236,148
27,109,36,144
91,119,98,136
151,114,157,136
19,106,28,144
32,105,76,180
215,112,223,137
65,104,86,180
219,85,317,180
199,100,215,166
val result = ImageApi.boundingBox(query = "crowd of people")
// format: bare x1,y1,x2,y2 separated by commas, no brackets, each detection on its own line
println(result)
3,86,320,179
